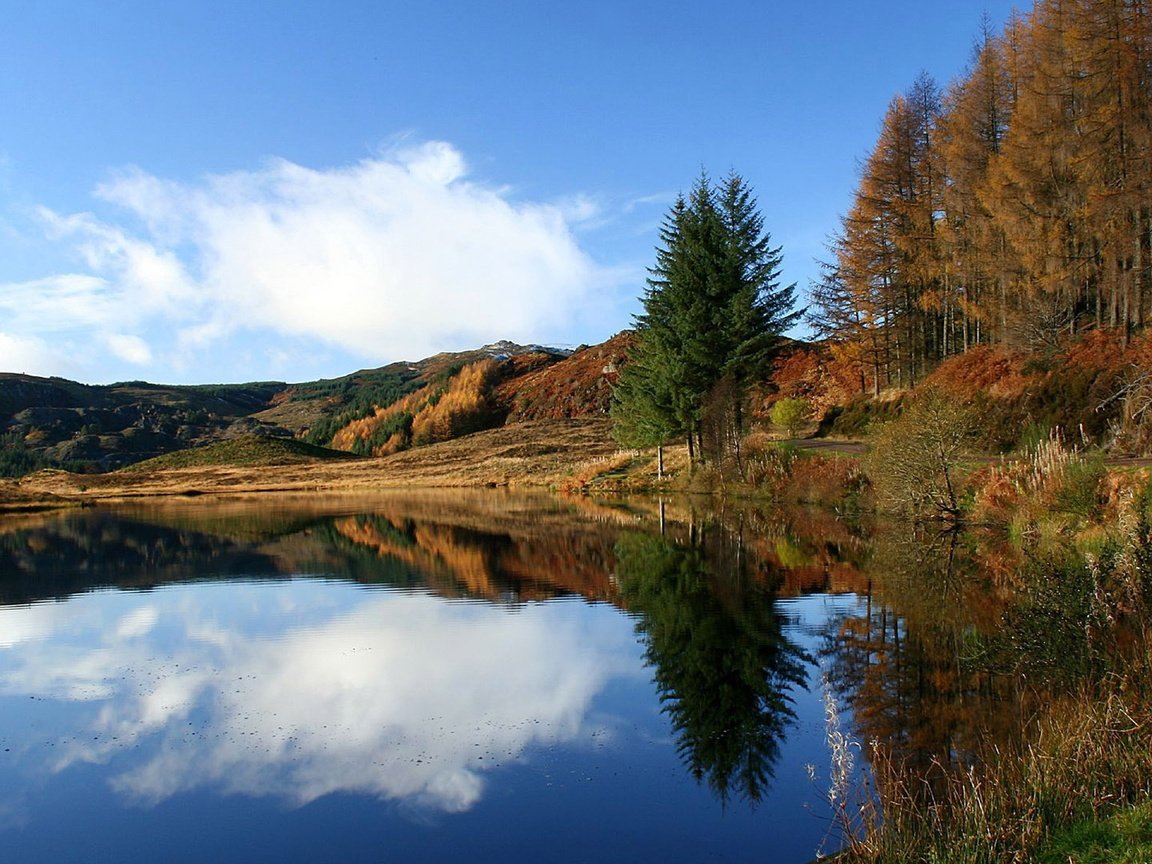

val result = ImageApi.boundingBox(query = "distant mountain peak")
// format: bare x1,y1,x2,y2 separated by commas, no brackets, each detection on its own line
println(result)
478,340,573,359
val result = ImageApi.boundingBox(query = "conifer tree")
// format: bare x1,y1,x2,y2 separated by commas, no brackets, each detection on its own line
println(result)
936,19,1015,348
812,0,1152,375
613,173,799,464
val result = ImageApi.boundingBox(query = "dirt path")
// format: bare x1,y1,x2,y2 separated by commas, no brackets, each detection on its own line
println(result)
785,438,868,455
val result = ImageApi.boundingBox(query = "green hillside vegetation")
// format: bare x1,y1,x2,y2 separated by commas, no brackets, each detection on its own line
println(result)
122,435,359,471
0,432,84,478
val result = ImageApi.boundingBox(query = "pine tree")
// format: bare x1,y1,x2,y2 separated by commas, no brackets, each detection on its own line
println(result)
612,173,799,465
717,172,802,389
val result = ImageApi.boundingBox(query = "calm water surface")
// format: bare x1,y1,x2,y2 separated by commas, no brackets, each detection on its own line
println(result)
0,492,872,863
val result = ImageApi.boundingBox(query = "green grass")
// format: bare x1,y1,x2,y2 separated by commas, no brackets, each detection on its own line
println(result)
121,435,360,471
1039,802,1152,864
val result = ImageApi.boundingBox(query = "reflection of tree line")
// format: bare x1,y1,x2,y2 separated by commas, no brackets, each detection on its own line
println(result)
820,526,1045,794
320,514,618,602
692,502,875,597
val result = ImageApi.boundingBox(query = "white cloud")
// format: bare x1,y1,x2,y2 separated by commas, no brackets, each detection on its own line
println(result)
104,333,153,365
7,141,618,380
0,331,63,377
0,274,115,331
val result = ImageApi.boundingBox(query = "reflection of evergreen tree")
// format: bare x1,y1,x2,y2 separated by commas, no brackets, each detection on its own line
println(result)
615,529,810,804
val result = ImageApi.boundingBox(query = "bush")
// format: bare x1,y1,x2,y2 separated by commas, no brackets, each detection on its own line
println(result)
770,397,811,438
868,388,978,520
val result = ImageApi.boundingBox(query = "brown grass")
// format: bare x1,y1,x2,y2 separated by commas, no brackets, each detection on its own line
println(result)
9,419,620,508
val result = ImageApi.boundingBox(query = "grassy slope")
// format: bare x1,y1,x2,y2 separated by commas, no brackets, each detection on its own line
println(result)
11,418,619,505
122,435,359,471
789,330,1152,452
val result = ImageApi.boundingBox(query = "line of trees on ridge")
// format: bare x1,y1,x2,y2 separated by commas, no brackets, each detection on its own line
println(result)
810,0,1152,394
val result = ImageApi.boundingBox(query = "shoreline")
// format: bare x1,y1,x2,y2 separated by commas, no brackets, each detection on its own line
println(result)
3,419,625,511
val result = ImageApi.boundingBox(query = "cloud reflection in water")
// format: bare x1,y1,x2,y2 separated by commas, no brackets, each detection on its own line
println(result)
0,581,641,814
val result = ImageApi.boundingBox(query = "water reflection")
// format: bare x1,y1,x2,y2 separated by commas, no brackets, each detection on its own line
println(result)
0,493,626,605
10,491,1074,861
0,492,844,845
616,529,810,804
0,583,636,813
819,524,1027,787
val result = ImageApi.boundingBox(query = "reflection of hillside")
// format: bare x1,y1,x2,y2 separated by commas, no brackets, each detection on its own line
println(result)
333,516,516,599
0,510,288,605
0,491,879,609
330,514,618,603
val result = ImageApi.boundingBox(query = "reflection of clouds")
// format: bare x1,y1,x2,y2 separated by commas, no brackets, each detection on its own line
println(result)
0,795,30,833
114,606,158,640
0,584,639,813
0,603,72,648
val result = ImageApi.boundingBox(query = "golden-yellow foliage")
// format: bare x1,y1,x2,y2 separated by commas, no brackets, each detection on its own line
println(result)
411,360,500,446
327,359,503,455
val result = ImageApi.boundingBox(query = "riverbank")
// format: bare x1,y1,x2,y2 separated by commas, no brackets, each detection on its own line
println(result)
1,418,876,512
3,419,624,511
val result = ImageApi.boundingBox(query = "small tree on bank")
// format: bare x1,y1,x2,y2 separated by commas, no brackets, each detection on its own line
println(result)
868,388,978,520
612,172,801,466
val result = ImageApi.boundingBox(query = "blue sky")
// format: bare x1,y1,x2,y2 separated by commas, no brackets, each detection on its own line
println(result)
0,0,1019,385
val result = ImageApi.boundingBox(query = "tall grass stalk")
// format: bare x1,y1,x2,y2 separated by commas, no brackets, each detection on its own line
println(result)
816,666,864,859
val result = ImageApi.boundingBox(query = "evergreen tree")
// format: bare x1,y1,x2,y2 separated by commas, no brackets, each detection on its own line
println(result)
613,173,799,464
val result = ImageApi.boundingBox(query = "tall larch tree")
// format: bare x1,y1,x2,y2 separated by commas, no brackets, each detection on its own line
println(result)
813,0,1152,381
937,18,1016,349
815,75,943,390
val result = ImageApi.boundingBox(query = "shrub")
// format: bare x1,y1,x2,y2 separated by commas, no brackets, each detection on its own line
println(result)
770,397,811,438
868,388,978,520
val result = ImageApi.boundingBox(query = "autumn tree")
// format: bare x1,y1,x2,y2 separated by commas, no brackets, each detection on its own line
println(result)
868,388,978,520
936,17,1017,348
812,0,1152,377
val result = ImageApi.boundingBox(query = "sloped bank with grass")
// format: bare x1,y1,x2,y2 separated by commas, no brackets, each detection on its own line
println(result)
8,419,624,506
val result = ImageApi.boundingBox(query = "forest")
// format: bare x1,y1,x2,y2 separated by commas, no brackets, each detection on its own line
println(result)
809,0,1152,394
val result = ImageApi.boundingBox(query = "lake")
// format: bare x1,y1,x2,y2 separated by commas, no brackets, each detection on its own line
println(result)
0,491,921,863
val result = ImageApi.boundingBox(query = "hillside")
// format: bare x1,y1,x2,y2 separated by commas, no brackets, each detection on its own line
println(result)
16,418,620,503
0,374,288,473
0,338,620,477
769,329,1152,454
496,332,632,422
8,319,1151,492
